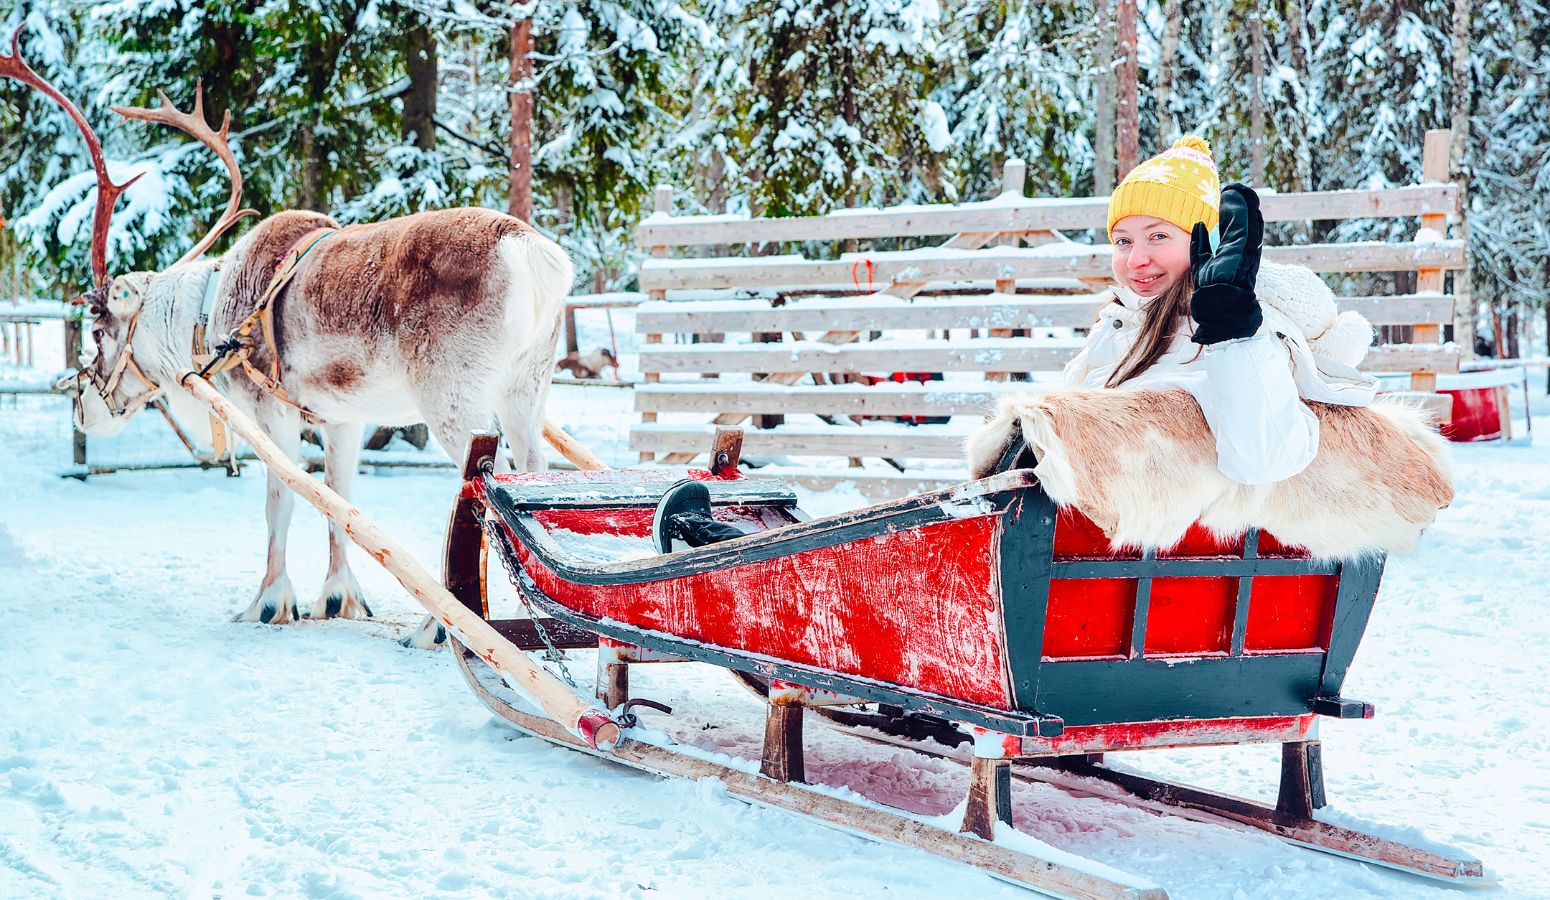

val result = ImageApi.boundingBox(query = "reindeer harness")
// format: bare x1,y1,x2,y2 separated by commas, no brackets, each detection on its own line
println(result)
193,227,336,424
76,228,336,461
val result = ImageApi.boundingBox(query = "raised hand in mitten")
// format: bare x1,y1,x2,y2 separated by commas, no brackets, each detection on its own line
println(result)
1190,183,1265,345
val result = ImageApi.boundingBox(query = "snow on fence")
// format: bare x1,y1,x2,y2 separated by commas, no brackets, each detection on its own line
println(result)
633,132,1465,497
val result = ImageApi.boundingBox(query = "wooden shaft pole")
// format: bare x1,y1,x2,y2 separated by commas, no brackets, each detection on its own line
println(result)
542,419,609,471
177,371,620,750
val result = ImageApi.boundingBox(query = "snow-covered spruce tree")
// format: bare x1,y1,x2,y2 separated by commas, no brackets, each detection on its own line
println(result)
1465,0,1550,342
331,2,504,224
1302,0,1452,236
934,0,1092,201
701,0,948,223
515,1,701,289
0,3,162,294
653,1,744,217
1154,0,1325,243
93,0,448,246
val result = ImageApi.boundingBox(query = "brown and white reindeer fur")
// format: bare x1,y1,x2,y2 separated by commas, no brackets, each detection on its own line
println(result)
0,40,573,646
80,208,572,640
966,389,1454,559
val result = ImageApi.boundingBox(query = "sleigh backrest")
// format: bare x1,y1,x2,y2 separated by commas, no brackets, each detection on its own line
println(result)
1000,483,1383,727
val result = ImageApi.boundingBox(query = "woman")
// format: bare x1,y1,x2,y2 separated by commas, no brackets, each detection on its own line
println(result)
1067,136,1379,484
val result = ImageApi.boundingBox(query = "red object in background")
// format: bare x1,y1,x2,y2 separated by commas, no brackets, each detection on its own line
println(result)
1440,384,1511,442
855,371,950,424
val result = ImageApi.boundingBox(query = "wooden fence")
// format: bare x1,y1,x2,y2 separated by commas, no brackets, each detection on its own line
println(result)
631,130,1464,497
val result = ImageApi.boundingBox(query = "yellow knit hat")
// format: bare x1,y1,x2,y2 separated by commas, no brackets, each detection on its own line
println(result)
1107,136,1221,238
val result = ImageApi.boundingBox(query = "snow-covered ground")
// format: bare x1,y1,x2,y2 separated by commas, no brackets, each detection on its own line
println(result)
3,317,1549,897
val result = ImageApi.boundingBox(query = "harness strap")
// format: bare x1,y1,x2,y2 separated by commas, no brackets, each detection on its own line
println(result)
191,261,234,463
194,227,336,425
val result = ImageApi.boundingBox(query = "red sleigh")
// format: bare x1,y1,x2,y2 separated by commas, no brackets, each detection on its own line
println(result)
442,432,1486,897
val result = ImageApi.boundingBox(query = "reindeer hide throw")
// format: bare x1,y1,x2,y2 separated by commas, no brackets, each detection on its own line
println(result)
966,389,1453,558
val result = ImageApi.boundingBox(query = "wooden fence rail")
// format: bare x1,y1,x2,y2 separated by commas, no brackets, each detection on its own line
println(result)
630,130,1465,496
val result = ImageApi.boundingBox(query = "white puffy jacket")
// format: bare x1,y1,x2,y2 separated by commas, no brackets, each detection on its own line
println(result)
1062,262,1379,485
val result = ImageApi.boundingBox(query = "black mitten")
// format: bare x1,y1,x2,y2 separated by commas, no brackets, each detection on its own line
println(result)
1190,183,1264,345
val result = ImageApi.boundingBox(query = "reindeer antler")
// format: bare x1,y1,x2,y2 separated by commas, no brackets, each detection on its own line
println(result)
114,82,258,266
1,24,142,291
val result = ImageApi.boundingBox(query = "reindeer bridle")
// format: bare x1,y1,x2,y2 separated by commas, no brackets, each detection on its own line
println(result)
78,306,164,420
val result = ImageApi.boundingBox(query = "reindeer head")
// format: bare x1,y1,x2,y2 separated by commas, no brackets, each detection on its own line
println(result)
3,25,255,435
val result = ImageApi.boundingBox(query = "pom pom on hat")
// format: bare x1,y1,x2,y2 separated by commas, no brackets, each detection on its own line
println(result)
1107,135,1222,237
1173,135,1212,155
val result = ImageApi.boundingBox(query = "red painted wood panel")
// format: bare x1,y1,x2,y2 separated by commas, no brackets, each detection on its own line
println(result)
1257,531,1310,558
514,514,1012,709
1145,576,1236,655
1021,714,1315,755
1045,508,1324,660
1043,579,1135,659
1052,507,1142,559
1156,524,1245,558
1245,575,1338,652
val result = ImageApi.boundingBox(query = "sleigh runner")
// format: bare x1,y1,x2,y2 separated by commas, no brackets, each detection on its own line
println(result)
440,431,1486,896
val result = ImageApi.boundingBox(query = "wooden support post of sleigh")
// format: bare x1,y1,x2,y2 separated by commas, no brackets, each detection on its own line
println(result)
180,363,1487,897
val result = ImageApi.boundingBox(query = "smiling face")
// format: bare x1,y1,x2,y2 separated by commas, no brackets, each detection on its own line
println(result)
1110,215,1192,298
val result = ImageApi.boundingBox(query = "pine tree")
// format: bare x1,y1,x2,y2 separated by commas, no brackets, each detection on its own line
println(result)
936,0,1092,200
711,0,947,220
1465,0,1550,339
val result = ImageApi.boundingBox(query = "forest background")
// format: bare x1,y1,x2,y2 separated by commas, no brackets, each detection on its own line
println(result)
0,0,1544,358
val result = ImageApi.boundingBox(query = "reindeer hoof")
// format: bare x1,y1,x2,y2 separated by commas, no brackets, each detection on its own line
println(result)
234,592,299,625
311,572,372,620
399,615,447,650
235,577,299,624
311,592,373,620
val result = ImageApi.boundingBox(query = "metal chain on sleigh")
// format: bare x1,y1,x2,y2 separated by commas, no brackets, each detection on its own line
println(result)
478,514,579,689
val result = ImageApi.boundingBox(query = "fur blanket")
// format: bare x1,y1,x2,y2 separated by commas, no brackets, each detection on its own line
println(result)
965,389,1453,558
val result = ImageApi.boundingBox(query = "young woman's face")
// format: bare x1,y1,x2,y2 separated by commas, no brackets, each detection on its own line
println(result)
1110,215,1192,298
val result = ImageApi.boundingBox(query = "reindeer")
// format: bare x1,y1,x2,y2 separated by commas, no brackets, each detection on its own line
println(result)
3,28,572,647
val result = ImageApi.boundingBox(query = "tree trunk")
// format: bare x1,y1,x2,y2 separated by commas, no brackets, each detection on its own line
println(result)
1156,0,1182,146
1093,0,1115,195
1115,0,1139,179
299,125,323,211
508,16,534,223
1250,13,1266,185
1283,0,1312,241
1450,0,1473,358
402,16,438,150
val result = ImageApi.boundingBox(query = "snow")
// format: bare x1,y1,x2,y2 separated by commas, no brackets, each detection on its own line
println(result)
919,100,953,153
2,325,1548,897
549,527,657,563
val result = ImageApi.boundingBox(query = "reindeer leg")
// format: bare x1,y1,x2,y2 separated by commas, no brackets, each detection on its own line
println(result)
400,402,496,650
496,405,545,473
311,420,372,620
234,405,302,625
498,352,555,473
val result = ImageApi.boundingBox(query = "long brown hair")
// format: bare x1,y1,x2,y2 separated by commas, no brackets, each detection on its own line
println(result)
1104,273,1196,388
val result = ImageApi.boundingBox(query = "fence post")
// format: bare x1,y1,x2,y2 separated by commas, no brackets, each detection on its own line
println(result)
1410,129,1450,393
640,185,672,462
989,160,1028,382
63,312,87,469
